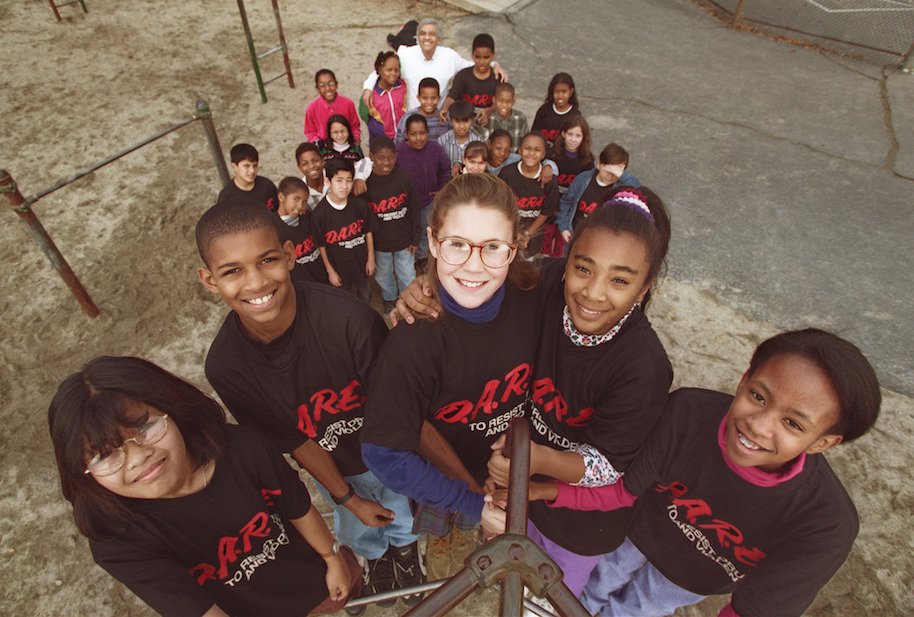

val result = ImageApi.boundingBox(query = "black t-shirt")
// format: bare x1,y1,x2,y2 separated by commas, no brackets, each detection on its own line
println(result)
531,106,583,150
448,66,498,110
311,196,379,286
553,151,593,194
498,164,559,255
277,213,330,285
362,285,541,485
217,176,279,212
623,389,859,617
363,166,422,252
205,281,387,475
571,174,619,231
90,425,327,617
527,264,672,555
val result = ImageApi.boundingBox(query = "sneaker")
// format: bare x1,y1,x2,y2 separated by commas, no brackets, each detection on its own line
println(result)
392,541,426,606
424,532,452,581
365,550,397,608
448,526,480,575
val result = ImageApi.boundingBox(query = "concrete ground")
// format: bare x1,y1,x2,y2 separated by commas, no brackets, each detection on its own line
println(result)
0,0,911,616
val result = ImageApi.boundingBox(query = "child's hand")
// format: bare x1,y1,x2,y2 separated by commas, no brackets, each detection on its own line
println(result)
487,436,511,488
328,271,343,287
346,495,394,527
451,162,461,178
365,257,375,277
352,179,367,196
438,108,448,124
476,107,492,126
518,231,530,250
539,164,554,187
561,230,572,243
324,554,351,601
493,63,508,83
481,497,507,539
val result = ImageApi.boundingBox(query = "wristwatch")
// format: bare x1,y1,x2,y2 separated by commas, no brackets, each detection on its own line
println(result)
320,540,341,559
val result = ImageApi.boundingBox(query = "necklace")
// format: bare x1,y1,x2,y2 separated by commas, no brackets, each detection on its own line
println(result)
562,302,638,347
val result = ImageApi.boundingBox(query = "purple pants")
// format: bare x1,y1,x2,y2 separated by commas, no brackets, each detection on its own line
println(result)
527,519,604,596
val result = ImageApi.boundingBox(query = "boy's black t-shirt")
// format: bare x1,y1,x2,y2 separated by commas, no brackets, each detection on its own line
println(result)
448,66,497,110
623,389,859,617
553,152,594,194
498,164,559,255
90,425,327,617
571,174,620,231
277,213,330,285
311,195,379,286
527,264,672,555
362,285,541,485
205,281,387,476
363,165,422,252
531,105,583,150
217,176,279,212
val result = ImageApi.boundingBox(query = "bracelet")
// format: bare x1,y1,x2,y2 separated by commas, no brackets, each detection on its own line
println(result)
332,483,356,506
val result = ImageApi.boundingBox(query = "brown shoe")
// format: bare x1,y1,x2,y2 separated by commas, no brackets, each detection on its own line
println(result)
448,525,481,575
424,533,452,581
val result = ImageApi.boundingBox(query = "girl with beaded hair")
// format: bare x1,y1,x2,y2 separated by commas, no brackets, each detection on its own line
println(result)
485,186,674,597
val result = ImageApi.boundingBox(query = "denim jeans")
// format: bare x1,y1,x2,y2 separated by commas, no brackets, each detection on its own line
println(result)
417,203,433,259
374,249,416,302
312,469,418,561
579,537,706,616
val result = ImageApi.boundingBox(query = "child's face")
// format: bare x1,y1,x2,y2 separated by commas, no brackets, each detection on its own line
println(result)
197,226,296,339
87,404,195,500
494,90,515,119
725,355,843,473
452,118,473,140
378,57,400,88
463,154,487,174
278,189,308,217
297,150,325,182
406,123,429,151
417,88,440,116
328,170,354,202
472,46,494,73
329,122,349,145
370,147,397,176
316,73,338,102
562,126,584,152
429,203,515,309
596,162,625,185
489,136,511,167
563,228,650,336
552,83,574,110
519,136,546,169
232,159,259,186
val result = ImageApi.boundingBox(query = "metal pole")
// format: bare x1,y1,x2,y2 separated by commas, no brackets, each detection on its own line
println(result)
731,0,746,25
78,0,88,13
271,0,295,89
0,170,99,318
48,0,62,21
500,417,532,616
402,568,478,617
545,581,592,617
195,100,230,186
236,0,268,103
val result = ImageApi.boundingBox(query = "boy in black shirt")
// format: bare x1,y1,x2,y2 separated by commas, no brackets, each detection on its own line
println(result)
217,143,279,211
362,136,421,313
197,198,422,608
441,33,499,127
276,176,329,285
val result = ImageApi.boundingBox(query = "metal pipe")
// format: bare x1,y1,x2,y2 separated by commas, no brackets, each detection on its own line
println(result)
344,580,444,608
194,100,230,186
271,0,295,89
28,116,196,205
523,598,558,617
505,416,531,535
731,0,746,25
48,0,62,21
256,46,284,60
500,571,524,617
402,568,478,617
0,170,99,318
545,580,591,617
236,0,267,103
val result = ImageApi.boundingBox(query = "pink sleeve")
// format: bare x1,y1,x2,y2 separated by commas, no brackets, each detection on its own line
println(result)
718,603,740,617
304,100,320,141
547,479,638,511
345,98,361,142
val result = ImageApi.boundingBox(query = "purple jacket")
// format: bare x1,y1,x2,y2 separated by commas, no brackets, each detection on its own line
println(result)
395,140,451,207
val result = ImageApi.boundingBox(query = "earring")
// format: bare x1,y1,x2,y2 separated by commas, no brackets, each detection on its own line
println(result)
633,299,642,310
561,273,566,281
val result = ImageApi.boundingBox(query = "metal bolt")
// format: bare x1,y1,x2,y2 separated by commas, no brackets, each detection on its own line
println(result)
476,556,492,570
508,544,525,561
538,563,555,580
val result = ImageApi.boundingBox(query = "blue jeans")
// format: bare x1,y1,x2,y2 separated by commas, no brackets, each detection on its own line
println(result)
579,537,706,616
374,249,416,302
417,203,433,259
313,469,418,560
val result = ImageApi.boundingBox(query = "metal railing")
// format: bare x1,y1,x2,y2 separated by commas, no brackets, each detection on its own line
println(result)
1,99,229,318
236,0,295,103
48,0,87,22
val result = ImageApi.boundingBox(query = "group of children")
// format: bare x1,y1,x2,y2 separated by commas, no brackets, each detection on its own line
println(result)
47,18,883,617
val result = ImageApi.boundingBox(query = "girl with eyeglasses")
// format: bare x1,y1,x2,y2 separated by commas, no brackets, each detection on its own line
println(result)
359,172,541,580
48,356,358,617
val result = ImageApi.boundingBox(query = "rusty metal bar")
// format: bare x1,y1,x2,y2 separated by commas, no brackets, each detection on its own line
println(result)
345,580,443,609
500,417,531,616
402,568,478,617
0,170,99,318
236,0,268,103
271,0,295,89
545,580,592,617
194,100,230,186
48,0,87,22
730,0,746,25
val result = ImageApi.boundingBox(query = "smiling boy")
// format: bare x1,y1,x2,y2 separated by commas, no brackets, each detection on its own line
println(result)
197,197,422,605
395,77,451,143
440,34,499,127
217,143,279,211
